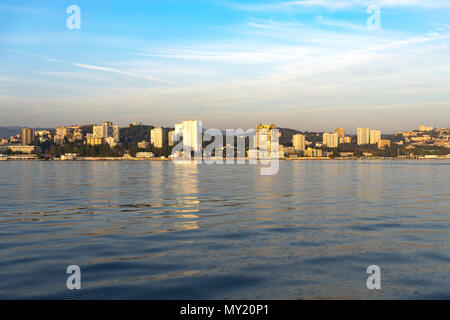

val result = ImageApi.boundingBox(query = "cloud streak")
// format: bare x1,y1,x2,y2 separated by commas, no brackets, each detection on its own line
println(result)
7,49,173,84
226,0,450,12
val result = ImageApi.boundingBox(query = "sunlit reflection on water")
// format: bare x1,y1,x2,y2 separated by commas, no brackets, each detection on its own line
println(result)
0,160,449,299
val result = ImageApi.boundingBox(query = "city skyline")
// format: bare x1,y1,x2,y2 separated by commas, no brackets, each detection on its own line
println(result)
1,1,450,131
0,121,446,136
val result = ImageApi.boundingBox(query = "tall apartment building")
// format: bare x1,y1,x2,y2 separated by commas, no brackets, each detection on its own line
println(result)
21,128,34,145
254,124,279,153
182,120,202,153
334,128,345,139
168,130,176,146
323,132,339,148
370,129,381,145
151,127,168,148
93,122,119,141
88,122,120,146
171,120,203,153
174,123,184,142
292,134,306,151
357,127,370,145
340,136,352,144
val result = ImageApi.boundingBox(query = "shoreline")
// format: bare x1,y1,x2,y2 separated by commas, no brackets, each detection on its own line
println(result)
1,157,449,162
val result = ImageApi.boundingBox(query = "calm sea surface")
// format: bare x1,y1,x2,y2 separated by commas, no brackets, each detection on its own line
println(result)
0,160,449,299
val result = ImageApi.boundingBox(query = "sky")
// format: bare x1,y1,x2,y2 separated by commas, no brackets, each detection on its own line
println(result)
1,0,450,133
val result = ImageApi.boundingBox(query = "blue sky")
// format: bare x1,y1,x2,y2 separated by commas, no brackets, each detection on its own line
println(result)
1,0,450,133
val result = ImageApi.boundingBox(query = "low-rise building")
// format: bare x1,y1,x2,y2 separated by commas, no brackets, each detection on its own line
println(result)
0,145,41,154
138,140,150,149
60,153,78,160
419,125,434,132
306,148,323,157
135,152,155,159
378,139,391,149
86,135,104,146
340,152,354,157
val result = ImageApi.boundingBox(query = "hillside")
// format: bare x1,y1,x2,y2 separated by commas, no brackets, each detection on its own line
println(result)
278,128,322,146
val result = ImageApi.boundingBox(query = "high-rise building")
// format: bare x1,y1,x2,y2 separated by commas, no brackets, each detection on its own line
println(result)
90,122,119,146
323,132,339,148
254,124,279,155
168,130,176,146
181,120,202,153
93,122,119,141
292,134,306,151
340,136,352,144
21,128,34,145
357,127,370,145
151,127,168,148
174,123,183,142
370,129,381,145
334,128,345,139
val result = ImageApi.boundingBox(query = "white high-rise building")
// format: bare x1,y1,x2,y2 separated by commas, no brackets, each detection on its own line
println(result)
174,123,183,142
252,124,279,158
357,127,370,145
292,134,305,151
370,129,381,145
180,120,202,153
151,127,168,148
323,132,339,148
93,122,119,141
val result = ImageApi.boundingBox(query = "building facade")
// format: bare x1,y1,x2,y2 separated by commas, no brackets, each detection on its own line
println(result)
323,132,339,148
168,130,176,146
357,127,370,145
21,128,34,145
151,127,168,149
370,129,381,145
182,120,202,153
91,122,120,147
292,134,306,152
334,128,345,139
378,139,391,149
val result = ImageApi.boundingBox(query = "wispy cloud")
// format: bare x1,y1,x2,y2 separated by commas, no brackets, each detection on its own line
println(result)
226,0,450,12
7,49,173,84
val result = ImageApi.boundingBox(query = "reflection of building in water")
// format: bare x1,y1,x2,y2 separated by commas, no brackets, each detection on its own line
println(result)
356,163,383,202
165,164,200,231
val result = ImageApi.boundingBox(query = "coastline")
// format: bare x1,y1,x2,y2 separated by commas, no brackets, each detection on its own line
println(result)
1,156,449,162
